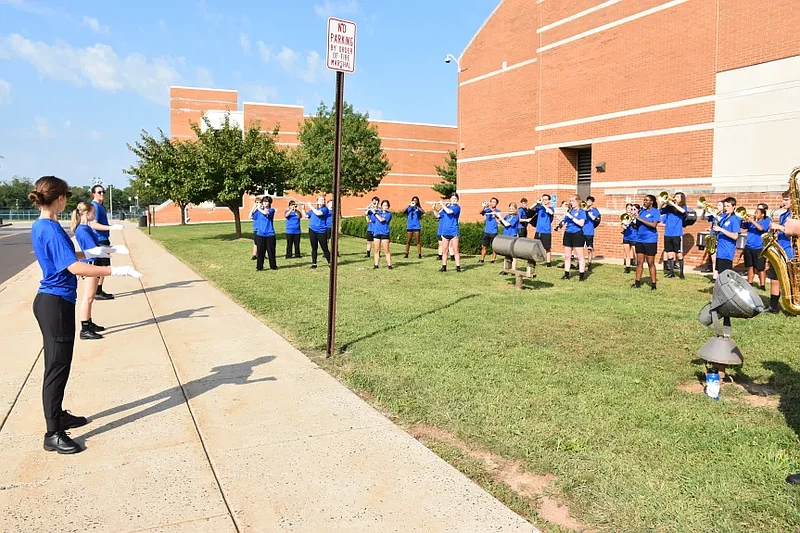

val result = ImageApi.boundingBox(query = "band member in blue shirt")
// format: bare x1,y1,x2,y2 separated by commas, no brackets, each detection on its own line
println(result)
534,194,555,267
741,206,769,290
250,196,278,271
560,195,587,281
404,196,425,259
632,194,660,290
621,203,638,274
583,196,600,268
517,198,536,238
767,191,796,312
284,200,303,259
370,200,393,269
479,197,501,264
88,185,122,300
72,202,106,340
712,197,741,277
364,196,379,258
659,192,688,279
29,176,142,454
496,202,521,273
702,200,724,280
433,194,461,272
436,204,453,261
304,196,331,268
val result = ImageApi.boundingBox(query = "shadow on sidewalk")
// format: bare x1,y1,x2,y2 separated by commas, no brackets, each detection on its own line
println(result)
76,356,277,445
103,306,214,335
111,279,205,298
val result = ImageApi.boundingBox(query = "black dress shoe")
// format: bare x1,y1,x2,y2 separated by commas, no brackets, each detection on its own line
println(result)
95,292,114,301
787,473,800,485
60,410,88,429
43,431,82,454
80,329,103,340
88,321,105,332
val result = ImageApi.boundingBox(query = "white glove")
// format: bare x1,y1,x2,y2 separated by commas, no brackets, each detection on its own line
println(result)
104,244,130,255
111,265,143,278
84,247,110,259
110,224,124,231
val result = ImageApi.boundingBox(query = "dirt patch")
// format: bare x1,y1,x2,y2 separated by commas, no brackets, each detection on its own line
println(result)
408,424,589,532
677,380,779,409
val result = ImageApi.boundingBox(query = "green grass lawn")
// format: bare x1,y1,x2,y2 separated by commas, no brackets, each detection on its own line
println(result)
148,221,800,533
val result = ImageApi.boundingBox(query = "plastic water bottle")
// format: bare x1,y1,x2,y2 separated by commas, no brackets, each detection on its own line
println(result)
705,369,721,400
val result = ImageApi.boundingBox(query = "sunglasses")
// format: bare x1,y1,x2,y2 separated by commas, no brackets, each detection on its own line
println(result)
96,191,105,194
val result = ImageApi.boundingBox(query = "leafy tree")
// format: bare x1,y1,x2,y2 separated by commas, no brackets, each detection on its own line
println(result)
290,102,391,197
65,185,92,213
432,150,457,199
0,176,35,209
190,113,288,238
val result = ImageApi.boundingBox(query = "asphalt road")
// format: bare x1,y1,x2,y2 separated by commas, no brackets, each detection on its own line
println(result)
0,224,36,285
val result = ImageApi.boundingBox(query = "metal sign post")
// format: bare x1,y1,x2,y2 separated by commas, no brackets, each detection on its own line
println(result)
325,17,357,359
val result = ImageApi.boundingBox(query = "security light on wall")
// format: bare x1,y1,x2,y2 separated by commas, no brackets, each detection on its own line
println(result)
595,161,606,172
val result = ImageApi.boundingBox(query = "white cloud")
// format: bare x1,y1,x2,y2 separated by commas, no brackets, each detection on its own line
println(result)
88,130,101,141
0,0,69,19
273,45,330,84
82,16,109,35
158,19,168,33
241,83,278,103
256,41,272,62
313,0,360,18
64,119,71,129
0,78,10,105
239,32,251,54
195,66,214,87
367,109,383,120
1,33,184,105
35,116,53,138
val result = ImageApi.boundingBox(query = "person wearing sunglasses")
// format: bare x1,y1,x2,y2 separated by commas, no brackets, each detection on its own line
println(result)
89,185,123,300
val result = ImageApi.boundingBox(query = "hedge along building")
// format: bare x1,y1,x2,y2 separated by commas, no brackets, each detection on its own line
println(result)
456,0,800,267
155,86,457,225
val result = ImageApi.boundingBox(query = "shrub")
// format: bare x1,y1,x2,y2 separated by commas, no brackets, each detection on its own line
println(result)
340,212,487,255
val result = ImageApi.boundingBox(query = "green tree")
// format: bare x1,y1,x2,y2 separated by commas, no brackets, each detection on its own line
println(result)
432,150,457,199
290,102,391,197
0,176,35,209
190,113,287,238
65,185,92,213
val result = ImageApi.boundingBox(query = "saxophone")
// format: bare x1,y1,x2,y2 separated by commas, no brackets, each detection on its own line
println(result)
760,166,800,315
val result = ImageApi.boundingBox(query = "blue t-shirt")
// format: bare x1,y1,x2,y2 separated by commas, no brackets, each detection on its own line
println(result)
660,207,686,237
252,208,275,237
285,210,302,234
777,210,795,259
439,205,460,236
715,213,741,261
308,206,330,233
371,211,392,235
564,208,586,234
92,200,110,241
623,222,638,242
74,224,100,264
535,205,554,234
743,218,769,249
325,208,333,230
405,206,422,231
636,207,660,243
31,218,78,304
366,208,376,233
482,208,500,234
437,212,444,236
582,207,599,236
502,215,519,237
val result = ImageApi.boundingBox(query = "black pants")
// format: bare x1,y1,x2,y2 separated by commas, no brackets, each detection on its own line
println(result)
309,230,331,265
255,235,277,270
518,225,528,238
285,233,301,258
33,293,76,432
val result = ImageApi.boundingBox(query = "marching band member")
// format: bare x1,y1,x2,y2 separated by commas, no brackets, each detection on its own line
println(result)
284,200,303,259
71,202,106,340
660,192,688,279
705,200,724,280
433,194,461,272
621,203,637,274
479,197,501,264
326,199,340,258
583,196,600,268
534,194,555,267
517,198,536,238
712,197,740,276
371,200,393,269
560,195,587,281
632,195,660,290
767,191,795,313
742,206,769,290
251,196,278,271
364,196,379,258
496,202,520,273
404,196,424,259
303,196,331,269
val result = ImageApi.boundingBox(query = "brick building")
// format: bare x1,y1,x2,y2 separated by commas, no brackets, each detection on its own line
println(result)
156,87,456,224
456,0,800,266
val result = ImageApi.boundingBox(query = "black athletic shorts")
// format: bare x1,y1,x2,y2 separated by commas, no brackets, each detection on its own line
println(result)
534,232,552,251
374,234,389,240
623,239,635,246
95,238,112,267
715,258,733,274
563,231,585,248
635,242,657,257
768,262,778,280
441,234,458,241
482,232,497,247
743,247,766,271
664,236,682,253
518,225,528,238
366,231,374,242
584,235,595,250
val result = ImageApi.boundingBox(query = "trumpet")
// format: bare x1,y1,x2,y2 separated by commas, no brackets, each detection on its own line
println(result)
658,191,678,208
697,196,719,217
580,201,587,210
734,206,751,222
620,213,634,229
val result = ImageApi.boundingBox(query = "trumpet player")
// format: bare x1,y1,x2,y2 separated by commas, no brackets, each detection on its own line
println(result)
560,195,587,281
496,202,521,273
251,195,278,271
284,200,303,259
582,196,600,268
659,192,688,279
479,197,501,264
433,194,461,272
741,206,769,290
303,196,331,269
534,194,555,266
712,197,741,276
767,190,795,313
364,196,380,258
517,198,536,238
632,195,660,290
703,200,724,279
404,196,424,259
621,203,637,274
370,200,393,269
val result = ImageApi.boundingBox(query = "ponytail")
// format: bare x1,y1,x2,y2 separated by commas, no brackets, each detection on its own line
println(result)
71,202,94,233
70,208,80,233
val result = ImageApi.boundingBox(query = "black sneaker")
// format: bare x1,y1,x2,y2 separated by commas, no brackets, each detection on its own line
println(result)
760,285,766,291
651,284,657,291
88,321,105,332
364,252,371,258
579,273,585,282
43,431,82,454
624,266,631,274
631,282,641,289
456,266,461,272
439,265,447,272
561,272,570,280
373,265,379,269
95,292,114,301
251,255,257,260
59,410,88,430
546,262,552,268
311,264,318,269
418,254,422,259
403,253,409,258
437,255,442,261
766,307,780,314
388,265,393,270
80,329,103,340
478,259,484,264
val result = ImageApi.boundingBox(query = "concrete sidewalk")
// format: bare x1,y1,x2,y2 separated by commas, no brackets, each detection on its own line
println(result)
0,225,538,533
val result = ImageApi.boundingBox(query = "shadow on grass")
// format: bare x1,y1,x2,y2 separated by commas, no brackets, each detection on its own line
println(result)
503,277,555,290
761,361,800,439
77,356,276,445
339,294,479,353
104,306,214,335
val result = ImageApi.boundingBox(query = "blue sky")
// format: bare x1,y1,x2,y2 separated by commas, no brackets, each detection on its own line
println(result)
0,0,498,188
